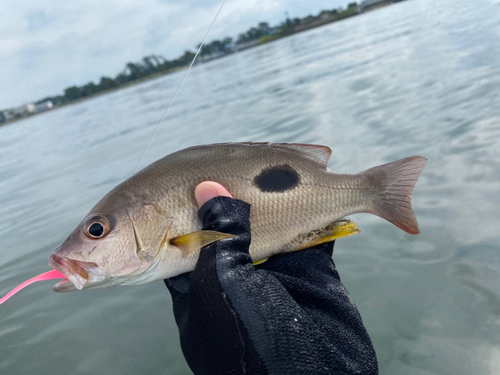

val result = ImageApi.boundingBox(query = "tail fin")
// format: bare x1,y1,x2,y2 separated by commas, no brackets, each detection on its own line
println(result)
365,156,426,235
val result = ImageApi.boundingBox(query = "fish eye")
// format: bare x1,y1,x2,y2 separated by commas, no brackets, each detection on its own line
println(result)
83,215,111,239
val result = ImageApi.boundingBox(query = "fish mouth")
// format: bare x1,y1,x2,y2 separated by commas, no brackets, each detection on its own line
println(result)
48,254,98,292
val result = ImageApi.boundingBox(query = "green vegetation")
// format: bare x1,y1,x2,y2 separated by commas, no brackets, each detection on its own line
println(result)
237,22,273,43
42,2,363,107
338,6,359,19
33,51,197,107
1,1,405,124
256,35,278,45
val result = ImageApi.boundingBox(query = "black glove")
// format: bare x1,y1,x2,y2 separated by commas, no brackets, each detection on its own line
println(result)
165,196,378,375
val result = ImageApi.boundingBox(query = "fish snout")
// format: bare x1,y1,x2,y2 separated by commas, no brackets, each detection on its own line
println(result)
48,254,98,291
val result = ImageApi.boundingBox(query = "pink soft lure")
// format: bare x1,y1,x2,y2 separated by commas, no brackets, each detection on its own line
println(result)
0,270,65,304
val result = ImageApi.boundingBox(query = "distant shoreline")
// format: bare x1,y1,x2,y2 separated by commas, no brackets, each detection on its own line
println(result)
0,67,186,128
0,0,403,128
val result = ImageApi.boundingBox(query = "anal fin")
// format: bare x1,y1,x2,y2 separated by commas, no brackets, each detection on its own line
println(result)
296,219,360,251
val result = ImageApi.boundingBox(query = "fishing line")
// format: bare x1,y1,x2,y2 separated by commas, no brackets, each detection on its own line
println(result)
0,1,229,306
134,0,226,174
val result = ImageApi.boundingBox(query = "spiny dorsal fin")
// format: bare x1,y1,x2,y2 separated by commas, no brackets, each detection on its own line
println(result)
270,143,332,167
187,142,332,167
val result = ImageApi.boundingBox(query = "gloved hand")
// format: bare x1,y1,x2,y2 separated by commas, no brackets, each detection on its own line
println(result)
165,195,378,375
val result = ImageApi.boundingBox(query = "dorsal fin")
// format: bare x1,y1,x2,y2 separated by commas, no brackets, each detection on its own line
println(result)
184,142,332,167
270,143,332,167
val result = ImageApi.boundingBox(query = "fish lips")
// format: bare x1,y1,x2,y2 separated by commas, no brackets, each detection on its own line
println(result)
48,254,99,293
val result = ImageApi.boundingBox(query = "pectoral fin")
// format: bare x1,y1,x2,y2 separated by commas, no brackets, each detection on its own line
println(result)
170,231,237,257
296,219,360,251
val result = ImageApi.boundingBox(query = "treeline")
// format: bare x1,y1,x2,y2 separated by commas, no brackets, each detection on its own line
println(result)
35,51,197,105
32,2,361,107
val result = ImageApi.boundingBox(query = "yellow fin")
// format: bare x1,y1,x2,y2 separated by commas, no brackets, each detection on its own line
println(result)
296,219,361,251
170,231,237,257
253,258,268,266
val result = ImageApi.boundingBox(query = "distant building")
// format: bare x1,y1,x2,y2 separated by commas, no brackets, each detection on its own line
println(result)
319,11,334,20
294,14,330,32
34,101,54,113
233,40,258,52
3,109,16,120
2,101,53,121
300,15,321,25
3,103,34,120
359,0,396,12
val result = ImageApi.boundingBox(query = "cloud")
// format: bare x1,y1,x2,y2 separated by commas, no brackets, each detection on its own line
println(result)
26,9,55,32
0,0,348,109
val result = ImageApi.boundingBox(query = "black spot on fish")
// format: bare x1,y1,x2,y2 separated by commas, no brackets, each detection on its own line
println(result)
254,164,300,192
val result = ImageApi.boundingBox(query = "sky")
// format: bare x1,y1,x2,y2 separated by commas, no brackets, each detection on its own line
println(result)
0,0,351,109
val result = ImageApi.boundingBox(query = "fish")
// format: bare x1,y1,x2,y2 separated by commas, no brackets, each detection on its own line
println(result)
48,142,426,293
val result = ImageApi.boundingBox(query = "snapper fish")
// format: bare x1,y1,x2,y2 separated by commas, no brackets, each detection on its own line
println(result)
43,142,426,293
